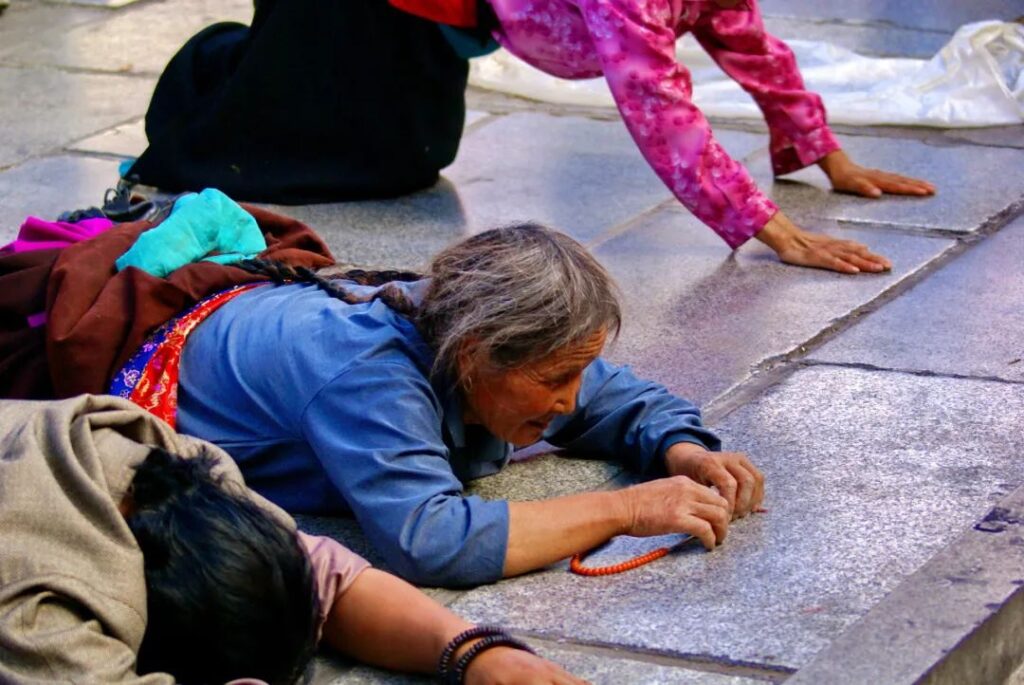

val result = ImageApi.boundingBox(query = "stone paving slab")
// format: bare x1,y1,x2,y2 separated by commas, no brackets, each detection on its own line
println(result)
1,0,252,75
265,113,767,263
592,206,952,406
444,113,766,246
749,135,1024,235
68,111,493,170
0,1,104,60
759,0,1023,33
313,641,772,685
444,366,1024,670
68,118,146,158
0,155,123,241
467,453,621,502
0,67,153,169
51,0,144,9
811,216,1024,381
762,16,948,58
788,484,1024,685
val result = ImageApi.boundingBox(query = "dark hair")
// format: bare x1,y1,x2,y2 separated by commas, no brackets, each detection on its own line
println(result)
126,448,320,685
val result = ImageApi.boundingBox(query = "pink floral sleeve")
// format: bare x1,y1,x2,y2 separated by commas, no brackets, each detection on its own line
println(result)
690,3,841,177
576,0,779,248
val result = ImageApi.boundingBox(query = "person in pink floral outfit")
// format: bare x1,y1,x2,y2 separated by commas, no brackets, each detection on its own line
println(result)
486,0,936,273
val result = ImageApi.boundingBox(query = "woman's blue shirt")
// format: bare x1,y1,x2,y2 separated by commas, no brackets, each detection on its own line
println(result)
177,281,719,585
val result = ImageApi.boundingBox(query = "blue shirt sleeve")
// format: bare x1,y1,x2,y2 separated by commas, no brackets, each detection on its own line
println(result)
544,358,721,478
300,361,509,587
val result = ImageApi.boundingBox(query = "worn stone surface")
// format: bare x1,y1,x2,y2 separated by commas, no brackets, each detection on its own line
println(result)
313,641,772,684
68,119,146,158
788,484,1024,685
0,67,153,169
0,156,122,241
748,135,1024,234
2,0,252,75
442,112,767,245
464,110,491,129
812,216,1024,381
0,2,104,60
466,452,621,502
260,179,472,271
762,16,948,58
69,112,493,167
593,206,952,406
50,0,144,9
759,0,1023,33
264,114,766,264
445,366,1024,670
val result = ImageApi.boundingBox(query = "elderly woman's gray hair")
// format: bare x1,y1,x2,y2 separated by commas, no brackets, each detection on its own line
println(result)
417,223,622,380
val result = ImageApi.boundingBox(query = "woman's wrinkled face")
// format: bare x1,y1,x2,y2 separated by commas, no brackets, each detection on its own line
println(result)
461,328,608,446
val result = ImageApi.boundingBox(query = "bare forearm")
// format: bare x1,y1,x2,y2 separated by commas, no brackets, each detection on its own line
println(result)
322,568,470,673
504,490,628,577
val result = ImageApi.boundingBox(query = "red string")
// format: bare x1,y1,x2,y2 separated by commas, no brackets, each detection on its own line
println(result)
570,507,768,576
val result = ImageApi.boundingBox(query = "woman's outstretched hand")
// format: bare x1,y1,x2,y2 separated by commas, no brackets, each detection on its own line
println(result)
755,211,892,274
619,475,732,549
466,647,591,685
818,149,936,198
665,443,764,519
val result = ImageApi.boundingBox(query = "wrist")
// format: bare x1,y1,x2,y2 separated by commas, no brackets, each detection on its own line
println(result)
817,149,851,179
609,489,636,537
665,441,710,478
754,211,794,251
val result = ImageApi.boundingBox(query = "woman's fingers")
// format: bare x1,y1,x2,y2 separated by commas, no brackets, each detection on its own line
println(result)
680,514,718,550
701,463,738,513
692,502,729,543
874,170,936,195
839,168,937,198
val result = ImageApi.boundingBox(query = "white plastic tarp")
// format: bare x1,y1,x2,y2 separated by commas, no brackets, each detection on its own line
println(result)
470,21,1024,127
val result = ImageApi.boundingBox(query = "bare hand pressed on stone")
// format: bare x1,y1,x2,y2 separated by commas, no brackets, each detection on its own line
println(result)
818,149,937,199
755,211,892,274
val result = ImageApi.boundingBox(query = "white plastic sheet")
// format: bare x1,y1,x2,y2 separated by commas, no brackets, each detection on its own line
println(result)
470,21,1024,127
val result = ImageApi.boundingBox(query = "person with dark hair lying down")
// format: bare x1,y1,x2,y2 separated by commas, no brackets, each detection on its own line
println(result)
0,395,586,685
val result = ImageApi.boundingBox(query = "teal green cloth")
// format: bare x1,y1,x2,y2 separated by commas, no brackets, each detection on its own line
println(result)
438,25,499,59
115,189,266,277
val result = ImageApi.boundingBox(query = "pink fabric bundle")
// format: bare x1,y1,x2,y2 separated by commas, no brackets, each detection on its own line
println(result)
0,216,115,255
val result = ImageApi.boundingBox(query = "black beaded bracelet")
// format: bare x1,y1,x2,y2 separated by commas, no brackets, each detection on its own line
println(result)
437,625,507,678
449,634,536,684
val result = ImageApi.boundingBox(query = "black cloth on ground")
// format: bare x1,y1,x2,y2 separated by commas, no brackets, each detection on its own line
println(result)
127,0,470,204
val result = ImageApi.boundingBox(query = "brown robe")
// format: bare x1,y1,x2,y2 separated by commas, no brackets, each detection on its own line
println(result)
0,205,334,400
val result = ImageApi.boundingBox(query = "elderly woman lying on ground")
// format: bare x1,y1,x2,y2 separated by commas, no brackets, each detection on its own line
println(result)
153,223,765,587
0,395,584,684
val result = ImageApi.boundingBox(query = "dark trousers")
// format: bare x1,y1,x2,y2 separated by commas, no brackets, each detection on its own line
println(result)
129,0,470,204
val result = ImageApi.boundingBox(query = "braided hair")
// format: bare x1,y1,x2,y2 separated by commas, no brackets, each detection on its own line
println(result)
236,258,423,317
239,223,621,383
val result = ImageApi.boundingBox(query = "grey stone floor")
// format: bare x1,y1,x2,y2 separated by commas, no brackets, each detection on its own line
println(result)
2,0,1022,683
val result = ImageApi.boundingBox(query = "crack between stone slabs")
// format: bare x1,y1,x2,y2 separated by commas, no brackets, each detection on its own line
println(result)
0,59,158,79
39,0,161,11
62,113,144,147
799,360,1024,388
702,235,971,424
819,197,1024,241
584,197,677,251
514,633,793,683
462,112,503,137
